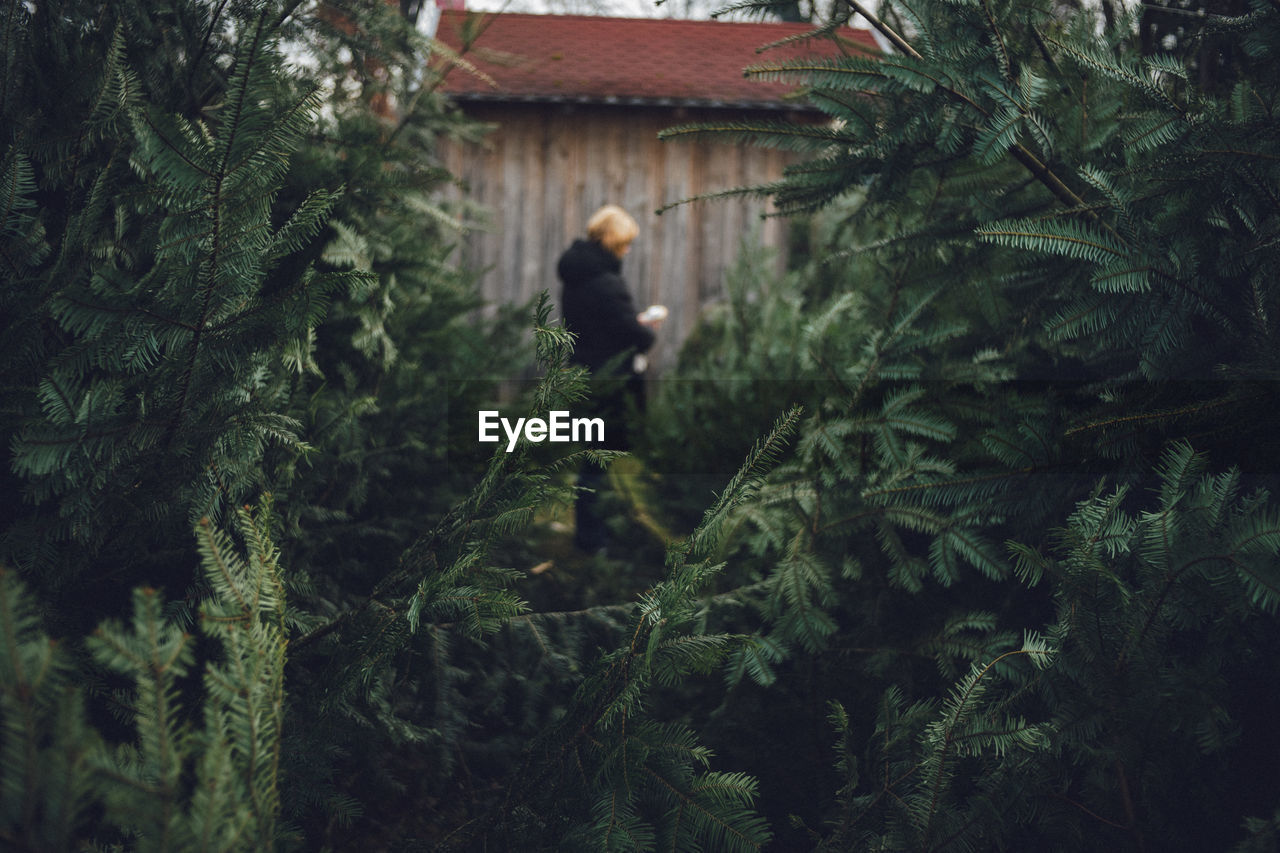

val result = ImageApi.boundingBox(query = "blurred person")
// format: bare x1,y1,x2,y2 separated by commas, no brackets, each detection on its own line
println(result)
557,204,664,554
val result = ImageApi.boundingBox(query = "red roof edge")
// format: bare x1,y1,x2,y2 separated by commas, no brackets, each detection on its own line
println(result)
431,11,880,110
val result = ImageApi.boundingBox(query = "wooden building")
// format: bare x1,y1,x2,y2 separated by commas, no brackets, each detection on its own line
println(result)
432,11,878,371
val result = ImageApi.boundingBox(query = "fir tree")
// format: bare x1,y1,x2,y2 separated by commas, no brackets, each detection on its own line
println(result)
1,504,289,851
1,0,351,623
1,0,551,846
645,0,1280,847
12,0,1280,848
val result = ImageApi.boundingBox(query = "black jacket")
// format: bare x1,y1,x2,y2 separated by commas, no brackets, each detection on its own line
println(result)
557,239,655,374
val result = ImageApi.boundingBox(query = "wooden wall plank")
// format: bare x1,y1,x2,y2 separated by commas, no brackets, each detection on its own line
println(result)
438,102,805,372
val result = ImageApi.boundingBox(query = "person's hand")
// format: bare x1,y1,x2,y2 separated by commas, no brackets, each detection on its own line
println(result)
638,304,667,329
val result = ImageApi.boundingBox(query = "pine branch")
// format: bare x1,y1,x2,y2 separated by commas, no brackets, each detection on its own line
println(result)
981,0,1012,82
272,0,312,31
188,0,231,99
843,0,1109,222
1062,394,1244,438
165,9,273,448
843,0,921,60
1006,143,1095,214
918,647,1045,848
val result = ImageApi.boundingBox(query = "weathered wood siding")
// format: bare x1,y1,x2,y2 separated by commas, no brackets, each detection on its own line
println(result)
438,102,801,373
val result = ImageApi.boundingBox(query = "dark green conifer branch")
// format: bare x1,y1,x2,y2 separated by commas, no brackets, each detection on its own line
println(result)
1,504,288,850
2,2,542,843
6,0,1280,848
648,1,1280,847
449,409,803,850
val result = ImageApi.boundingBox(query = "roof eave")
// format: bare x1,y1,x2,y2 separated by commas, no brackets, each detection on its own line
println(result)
445,92,824,112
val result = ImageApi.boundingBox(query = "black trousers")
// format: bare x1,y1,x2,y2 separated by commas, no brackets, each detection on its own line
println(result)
572,369,644,552
574,462,608,552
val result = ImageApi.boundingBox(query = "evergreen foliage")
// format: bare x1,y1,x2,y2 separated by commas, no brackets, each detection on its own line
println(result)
1,0,352,621
0,0,564,847
7,0,1280,848
644,0,1280,847
1,505,287,851
2,4,779,839
445,409,799,851
818,444,1280,851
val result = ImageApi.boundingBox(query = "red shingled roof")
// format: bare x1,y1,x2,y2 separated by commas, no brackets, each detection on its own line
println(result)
432,11,879,109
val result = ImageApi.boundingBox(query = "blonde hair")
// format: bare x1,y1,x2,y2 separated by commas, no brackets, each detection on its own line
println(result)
586,205,639,257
